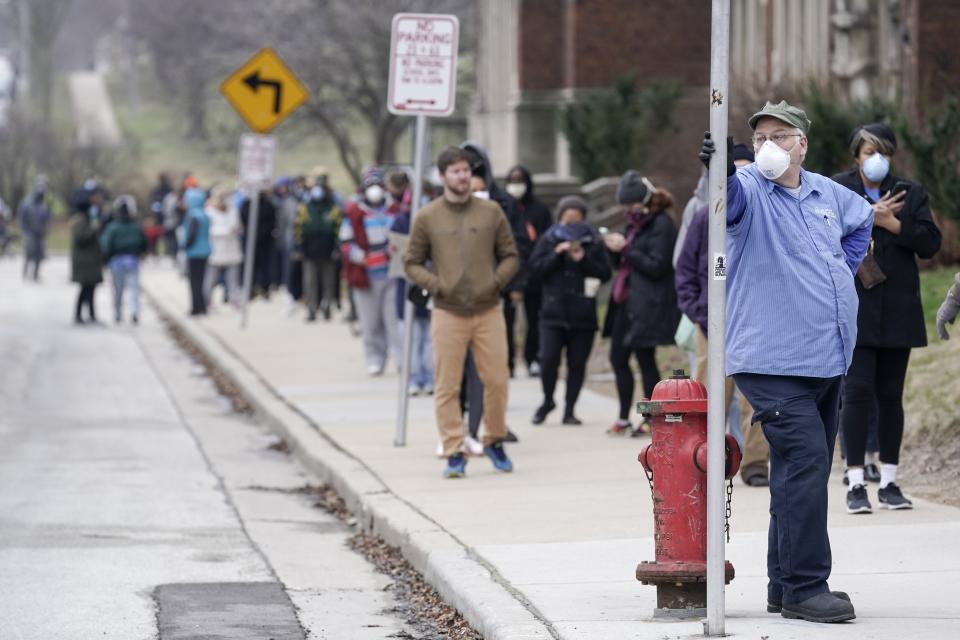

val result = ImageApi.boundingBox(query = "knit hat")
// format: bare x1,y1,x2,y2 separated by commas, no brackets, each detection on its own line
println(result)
616,170,655,205
748,100,812,134
360,167,385,189
732,143,755,163
556,195,588,217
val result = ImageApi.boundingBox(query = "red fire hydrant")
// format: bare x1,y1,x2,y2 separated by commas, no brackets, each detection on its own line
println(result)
635,370,742,618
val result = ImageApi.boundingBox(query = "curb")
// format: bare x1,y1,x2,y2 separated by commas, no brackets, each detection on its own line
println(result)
144,286,556,640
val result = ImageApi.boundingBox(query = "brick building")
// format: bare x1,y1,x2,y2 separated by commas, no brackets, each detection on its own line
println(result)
469,0,960,200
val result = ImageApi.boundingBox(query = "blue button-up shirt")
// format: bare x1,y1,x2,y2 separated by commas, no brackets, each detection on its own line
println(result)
725,164,873,378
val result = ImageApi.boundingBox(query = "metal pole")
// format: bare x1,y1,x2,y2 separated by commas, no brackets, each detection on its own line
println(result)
240,191,260,329
705,0,730,636
395,113,429,447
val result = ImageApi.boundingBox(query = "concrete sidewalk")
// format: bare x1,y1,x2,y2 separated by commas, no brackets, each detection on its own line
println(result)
143,263,960,640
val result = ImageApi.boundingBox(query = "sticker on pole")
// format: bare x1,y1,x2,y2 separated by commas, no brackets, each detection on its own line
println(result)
387,13,459,117
713,253,727,281
238,133,276,189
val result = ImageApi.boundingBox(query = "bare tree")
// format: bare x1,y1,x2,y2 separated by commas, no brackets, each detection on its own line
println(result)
6,0,72,123
274,0,475,186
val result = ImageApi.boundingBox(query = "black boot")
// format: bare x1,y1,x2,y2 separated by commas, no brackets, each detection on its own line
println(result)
781,592,855,623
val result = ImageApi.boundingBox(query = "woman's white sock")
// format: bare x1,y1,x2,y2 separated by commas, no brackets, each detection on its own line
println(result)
880,464,897,489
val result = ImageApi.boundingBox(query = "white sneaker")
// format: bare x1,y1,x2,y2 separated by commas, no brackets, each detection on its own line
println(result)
408,386,420,397
435,441,445,458
367,364,384,376
463,435,484,457
422,384,434,396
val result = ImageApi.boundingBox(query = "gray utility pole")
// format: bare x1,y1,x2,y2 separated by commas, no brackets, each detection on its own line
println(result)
705,0,730,636
394,114,429,447
17,0,30,102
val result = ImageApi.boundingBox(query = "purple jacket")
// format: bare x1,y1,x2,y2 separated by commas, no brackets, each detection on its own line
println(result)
674,205,708,333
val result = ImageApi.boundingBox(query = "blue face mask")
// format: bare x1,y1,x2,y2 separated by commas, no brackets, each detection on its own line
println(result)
862,153,890,183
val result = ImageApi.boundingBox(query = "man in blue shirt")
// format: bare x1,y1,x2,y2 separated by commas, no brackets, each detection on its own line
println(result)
700,101,872,624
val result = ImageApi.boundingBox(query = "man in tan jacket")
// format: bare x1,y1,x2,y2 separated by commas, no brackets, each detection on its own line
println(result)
405,147,519,478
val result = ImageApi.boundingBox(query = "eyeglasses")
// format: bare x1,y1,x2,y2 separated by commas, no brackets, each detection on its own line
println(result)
752,133,802,147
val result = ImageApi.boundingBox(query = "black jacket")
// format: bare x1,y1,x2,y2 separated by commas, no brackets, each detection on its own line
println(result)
461,142,533,292
528,226,611,331
507,165,554,294
602,211,680,347
831,168,941,348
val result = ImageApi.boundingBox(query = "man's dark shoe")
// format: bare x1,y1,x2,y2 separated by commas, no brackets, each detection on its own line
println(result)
846,484,872,514
562,414,583,426
532,401,556,425
864,462,881,483
483,440,513,473
768,591,849,614
878,482,913,510
504,429,519,443
780,592,855,623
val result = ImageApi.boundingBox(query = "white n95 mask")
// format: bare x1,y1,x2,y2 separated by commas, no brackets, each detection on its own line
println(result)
364,185,385,204
755,140,792,181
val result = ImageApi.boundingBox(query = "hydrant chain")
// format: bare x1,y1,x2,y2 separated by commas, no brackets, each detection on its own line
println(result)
725,478,733,543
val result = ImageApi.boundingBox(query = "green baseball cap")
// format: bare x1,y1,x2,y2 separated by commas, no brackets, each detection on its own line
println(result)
748,100,812,134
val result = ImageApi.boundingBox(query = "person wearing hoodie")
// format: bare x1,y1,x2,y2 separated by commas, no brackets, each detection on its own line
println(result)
203,188,243,309
505,165,553,377
296,181,341,321
18,175,52,282
100,196,147,324
527,195,611,425
460,142,533,378
181,187,212,316
340,168,402,375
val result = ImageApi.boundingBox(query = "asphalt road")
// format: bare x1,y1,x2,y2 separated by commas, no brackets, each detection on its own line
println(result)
0,258,409,639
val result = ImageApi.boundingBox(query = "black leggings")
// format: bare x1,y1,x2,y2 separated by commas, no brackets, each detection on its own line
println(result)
539,326,594,415
841,346,910,466
609,308,661,420
188,258,208,315
75,284,97,321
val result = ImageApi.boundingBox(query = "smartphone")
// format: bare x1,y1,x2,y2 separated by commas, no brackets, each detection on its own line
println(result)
891,181,911,197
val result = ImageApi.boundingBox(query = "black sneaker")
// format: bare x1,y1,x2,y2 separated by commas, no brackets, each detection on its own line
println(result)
864,463,881,483
531,401,556,425
562,414,583,426
781,592,855,623
504,429,519,443
846,484,872,514
768,590,850,614
877,483,913,510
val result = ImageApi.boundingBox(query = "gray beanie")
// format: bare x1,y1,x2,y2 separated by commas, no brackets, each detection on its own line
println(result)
556,195,588,217
616,170,654,205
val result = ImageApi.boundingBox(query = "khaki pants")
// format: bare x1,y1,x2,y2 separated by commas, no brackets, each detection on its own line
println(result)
695,328,769,478
432,305,509,456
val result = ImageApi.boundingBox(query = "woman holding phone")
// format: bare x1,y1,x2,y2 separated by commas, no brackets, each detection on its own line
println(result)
831,123,941,514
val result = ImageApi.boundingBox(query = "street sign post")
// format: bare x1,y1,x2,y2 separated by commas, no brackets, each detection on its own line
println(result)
389,13,459,447
220,47,308,134
237,134,276,329
705,0,731,636
220,48,307,329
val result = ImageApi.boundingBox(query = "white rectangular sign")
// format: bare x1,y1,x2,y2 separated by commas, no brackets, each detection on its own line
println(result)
238,133,276,188
387,13,459,117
